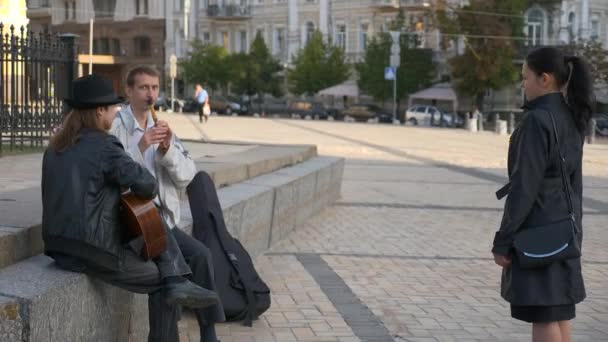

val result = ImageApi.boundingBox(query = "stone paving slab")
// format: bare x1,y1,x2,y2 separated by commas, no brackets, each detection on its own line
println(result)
179,254,359,342
177,117,608,342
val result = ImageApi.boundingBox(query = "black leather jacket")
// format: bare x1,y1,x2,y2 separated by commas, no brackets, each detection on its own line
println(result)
42,129,158,271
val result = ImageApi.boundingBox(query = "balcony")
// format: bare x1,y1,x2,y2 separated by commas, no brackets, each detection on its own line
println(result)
370,0,400,10
370,0,429,10
207,5,252,20
26,0,51,19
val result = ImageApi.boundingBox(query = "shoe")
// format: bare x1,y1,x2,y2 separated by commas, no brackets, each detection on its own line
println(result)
165,280,220,309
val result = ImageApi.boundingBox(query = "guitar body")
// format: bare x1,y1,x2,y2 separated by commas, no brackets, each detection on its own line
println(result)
120,192,167,260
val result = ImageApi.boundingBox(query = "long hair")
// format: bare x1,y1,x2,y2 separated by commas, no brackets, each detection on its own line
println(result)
49,108,105,152
526,47,595,133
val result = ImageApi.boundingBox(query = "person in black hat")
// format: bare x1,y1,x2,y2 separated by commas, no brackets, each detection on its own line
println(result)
42,74,220,342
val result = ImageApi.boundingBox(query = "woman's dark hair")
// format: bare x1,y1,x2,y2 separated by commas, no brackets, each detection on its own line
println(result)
526,47,595,133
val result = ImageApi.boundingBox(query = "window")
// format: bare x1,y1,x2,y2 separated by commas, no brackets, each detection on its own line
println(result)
136,0,149,15
202,32,211,43
525,8,544,46
306,22,315,45
256,28,264,41
133,36,151,56
64,1,75,20
112,39,121,55
335,24,346,51
222,32,229,50
93,38,111,54
274,27,285,54
93,0,116,17
359,23,369,51
568,12,575,42
591,17,600,41
239,31,247,53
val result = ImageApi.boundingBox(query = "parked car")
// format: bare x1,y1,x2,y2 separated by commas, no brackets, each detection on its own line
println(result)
154,92,183,112
209,95,245,115
342,104,392,122
405,105,462,127
250,96,288,115
287,101,335,119
593,113,608,136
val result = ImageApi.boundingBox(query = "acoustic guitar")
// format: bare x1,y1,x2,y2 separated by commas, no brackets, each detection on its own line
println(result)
120,103,167,260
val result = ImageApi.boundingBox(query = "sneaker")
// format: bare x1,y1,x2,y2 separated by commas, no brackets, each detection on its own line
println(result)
165,280,220,309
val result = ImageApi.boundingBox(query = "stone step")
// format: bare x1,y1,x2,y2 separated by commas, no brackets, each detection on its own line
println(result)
0,144,316,270
0,156,344,342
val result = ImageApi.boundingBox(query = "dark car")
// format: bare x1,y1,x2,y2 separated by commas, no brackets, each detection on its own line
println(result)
593,113,608,136
342,104,393,123
287,101,334,119
251,97,289,115
181,99,199,113
154,92,183,112
209,95,245,115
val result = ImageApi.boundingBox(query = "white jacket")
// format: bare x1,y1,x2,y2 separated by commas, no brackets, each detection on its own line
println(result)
110,107,196,228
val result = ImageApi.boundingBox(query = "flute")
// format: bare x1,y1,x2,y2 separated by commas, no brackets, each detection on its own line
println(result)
147,98,159,124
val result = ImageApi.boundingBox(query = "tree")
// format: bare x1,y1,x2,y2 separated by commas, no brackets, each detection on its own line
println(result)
231,32,283,97
436,0,527,110
355,34,392,102
356,10,436,113
231,32,283,112
575,40,608,85
180,39,232,93
288,31,350,96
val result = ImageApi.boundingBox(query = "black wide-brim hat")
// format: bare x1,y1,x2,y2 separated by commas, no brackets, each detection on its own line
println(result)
64,73,124,109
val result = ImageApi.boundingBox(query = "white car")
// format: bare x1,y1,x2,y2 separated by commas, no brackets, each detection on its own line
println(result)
405,105,461,127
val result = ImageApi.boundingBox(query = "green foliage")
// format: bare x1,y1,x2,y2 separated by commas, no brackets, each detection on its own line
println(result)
180,39,232,92
288,31,350,95
576,40,608,85
231,32,284,98
436,0,528,109
356,16,436,104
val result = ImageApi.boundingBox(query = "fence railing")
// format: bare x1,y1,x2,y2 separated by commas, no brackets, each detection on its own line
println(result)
0,23,77,155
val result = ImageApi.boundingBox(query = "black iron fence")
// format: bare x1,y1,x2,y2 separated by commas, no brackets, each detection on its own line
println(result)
0,23,77,155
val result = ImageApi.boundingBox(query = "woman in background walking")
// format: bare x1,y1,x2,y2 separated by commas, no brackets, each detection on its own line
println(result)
492,47,594,342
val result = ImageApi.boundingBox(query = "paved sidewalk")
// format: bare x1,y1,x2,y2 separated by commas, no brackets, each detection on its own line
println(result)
177,115,608,342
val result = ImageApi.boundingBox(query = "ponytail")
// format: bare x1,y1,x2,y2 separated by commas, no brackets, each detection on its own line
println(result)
564,56,594,133
526,47,595,134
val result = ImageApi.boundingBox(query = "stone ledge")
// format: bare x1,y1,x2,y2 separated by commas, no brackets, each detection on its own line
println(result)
0,156,344,342
0,144,317,270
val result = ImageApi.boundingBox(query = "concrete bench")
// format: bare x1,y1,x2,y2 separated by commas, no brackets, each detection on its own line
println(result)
0,156,344,342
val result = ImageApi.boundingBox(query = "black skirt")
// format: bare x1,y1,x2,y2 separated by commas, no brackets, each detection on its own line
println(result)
511,304,575,323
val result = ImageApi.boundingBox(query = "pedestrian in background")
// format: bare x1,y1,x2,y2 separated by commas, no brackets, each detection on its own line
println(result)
492,47,594,342
195,84,210,123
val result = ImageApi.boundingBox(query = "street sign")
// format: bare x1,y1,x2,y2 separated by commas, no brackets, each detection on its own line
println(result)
384,67,395,80
169,54,177,78
390,54,400,68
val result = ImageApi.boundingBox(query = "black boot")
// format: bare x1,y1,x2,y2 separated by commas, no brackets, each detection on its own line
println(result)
165,280,219,309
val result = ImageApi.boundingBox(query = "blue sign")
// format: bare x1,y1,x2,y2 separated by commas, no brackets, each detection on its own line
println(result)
384,67,395,80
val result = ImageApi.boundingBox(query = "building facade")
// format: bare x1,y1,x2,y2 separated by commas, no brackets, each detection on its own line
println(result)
25,0,167,94
194,0,455,64
488,0,608,112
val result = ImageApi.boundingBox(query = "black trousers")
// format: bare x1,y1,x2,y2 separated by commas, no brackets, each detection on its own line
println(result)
54,226,225,342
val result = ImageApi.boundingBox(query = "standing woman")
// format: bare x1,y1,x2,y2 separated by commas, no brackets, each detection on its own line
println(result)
492,47,594,342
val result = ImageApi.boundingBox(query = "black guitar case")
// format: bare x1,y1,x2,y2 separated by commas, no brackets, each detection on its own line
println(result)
187,171,271,326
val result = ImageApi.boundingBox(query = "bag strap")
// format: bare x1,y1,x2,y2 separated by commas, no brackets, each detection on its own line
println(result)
546,111,575,217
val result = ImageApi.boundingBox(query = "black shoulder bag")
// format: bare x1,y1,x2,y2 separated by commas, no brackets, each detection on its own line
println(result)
512,111,581,269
